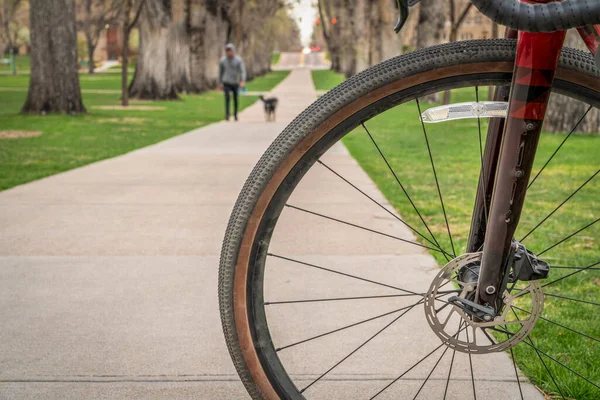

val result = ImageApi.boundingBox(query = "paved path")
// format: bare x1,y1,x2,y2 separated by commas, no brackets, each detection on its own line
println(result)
0,68,542,399
94,60,120,73
272,51,330,71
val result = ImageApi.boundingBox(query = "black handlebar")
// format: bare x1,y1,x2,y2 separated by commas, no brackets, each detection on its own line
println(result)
470,0,600,33
395,0,600,34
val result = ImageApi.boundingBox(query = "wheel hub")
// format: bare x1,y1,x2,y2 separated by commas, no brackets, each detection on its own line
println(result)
424,253,544,354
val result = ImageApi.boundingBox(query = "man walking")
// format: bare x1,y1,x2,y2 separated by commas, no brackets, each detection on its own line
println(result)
218,44,246,121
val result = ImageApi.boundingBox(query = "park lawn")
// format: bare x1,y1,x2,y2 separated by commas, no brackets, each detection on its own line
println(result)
0,69,289,92
0,72,134,91
108,63,137,71
245,70,289,91
271,52,281,66
311,69,345,91
314,70,600,399
0,55,30,73
0,69,290,191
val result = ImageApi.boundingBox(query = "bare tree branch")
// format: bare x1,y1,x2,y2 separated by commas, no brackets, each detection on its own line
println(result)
453,2,472,31
317,0,330,42
76,0,122,73
0,0,24,49
129,0,146,31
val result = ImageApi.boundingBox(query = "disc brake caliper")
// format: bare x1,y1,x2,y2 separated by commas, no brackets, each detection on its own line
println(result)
510,242,550,282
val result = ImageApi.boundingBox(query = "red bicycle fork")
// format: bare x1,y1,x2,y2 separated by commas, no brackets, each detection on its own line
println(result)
475,28,567,308
577,25,600,55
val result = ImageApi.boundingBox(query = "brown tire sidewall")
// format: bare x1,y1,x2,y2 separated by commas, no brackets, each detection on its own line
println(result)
231,62,599,399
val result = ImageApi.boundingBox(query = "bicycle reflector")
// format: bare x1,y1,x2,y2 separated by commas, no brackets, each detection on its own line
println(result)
420,101,508,123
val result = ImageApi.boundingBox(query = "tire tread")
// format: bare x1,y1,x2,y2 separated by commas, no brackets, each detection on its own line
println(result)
218,39,598,399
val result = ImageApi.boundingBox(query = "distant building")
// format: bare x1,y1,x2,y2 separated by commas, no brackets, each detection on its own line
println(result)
172,0,187,23
457,3,497,40
402,1,498,50
93,24,121,62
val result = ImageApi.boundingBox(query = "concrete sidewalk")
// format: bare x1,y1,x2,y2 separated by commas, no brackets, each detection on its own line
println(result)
0,68,542,399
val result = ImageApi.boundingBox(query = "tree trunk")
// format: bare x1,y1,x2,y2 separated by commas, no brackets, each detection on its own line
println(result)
121,0,133,107
544,93,600,133
416,0,446,49
544,30,600,133
187,0,228,92
417,0,446,103
187,0,206,92
87,41,96,74
352,0,370,74
121,35,130,106
128,0,179,100
318,0,401,76
375,0,399,63
225,0,281,82
169,21,192,93
22,0,85,114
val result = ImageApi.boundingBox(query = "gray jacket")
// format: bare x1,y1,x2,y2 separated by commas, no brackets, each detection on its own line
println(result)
218,55,247,85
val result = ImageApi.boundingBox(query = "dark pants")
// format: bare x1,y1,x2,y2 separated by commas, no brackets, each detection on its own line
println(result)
224,83,239,119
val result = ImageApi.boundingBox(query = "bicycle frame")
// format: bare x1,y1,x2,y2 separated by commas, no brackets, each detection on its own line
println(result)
470,2,600,309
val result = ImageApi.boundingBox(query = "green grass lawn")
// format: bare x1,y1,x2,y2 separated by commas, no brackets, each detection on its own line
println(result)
0,54,30,73
0,69,289,191
311,69,345,91
246,70,289,91
271,52,281,66
108,65,136,71
314,70,599,399
0,72,135,90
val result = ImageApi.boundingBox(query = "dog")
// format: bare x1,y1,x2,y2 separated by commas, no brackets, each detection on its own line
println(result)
259,95,278,122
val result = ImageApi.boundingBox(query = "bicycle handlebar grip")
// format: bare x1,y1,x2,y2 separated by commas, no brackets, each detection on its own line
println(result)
471,0,600,33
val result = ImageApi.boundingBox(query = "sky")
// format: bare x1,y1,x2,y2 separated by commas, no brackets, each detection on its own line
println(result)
290,0,317,46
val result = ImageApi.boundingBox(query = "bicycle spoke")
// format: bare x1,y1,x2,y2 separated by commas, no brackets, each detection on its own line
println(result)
435,300,453,314
465,327,477,400
370,323,467,399
489,326,515,336
300,300,422,393
416,98,456,257
411,345,451,400
267,253,425,296
527,337,567,400
266,290,459,306
543,260,600,288
528,105,593,189
550,265,600,271
544,292,600,307
507,308,567,400
276,300,423,352
507,261,600,298
537,217,600,256
520,339,600,391
475,86,489,227
481,328,497,344
285,204,449,254
317,160,447,253
505,326,524,400
443,344,457,400
520,169,599,242
507,279,519,294
266,293,422,305
512,305,600,343
362,122,450,260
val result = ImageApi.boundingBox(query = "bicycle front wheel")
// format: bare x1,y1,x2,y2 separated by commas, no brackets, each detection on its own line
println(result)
220,39,600,400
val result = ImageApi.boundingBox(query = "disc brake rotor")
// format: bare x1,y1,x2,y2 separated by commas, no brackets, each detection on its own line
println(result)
424,253,544,354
